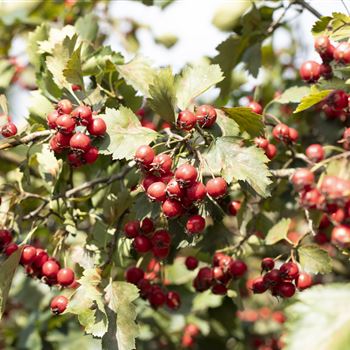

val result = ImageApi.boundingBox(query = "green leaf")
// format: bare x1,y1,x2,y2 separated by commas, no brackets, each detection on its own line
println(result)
285,284,350,350
116,55,157,97
221,107,264,137
147,67,177,123
274,86,311,104
298,244,332,274
294,87,332,113
104,281,139,350
0,248,22,320
328,13,350,41
0,59,15,89
311,16,332,35
192,290,223,312
99,107,159,160
27,23,49,70
75,13,98,42
175,61,224,110
265,218,291,245
203,137,272,197
27,91,54,126
242,42,261,78
63,45,84,88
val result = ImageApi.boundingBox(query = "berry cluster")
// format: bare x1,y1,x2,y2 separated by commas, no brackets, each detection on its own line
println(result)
177,105,217,130
0,229,74,315
254,137,277,160
251,259,312,298
190,252,247,296
47,99,106,167
125,265,181,310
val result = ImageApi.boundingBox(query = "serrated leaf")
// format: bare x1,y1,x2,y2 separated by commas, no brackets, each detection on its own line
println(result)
116,55,157,97
27,91,54,126
294,88,332,113
221,107,264,137
285,284,350,350
75,13,98,42
104,281,139,350
242,42,261,77
298,244,332,274
329,13,350,41
63,45,84,88
0,248,22,320
203,137,272,197
176,61,224,110
99,107,159,160
27,23,49,70
311,16,332,35
265,218,291,245
275,86,310,104
147,67,176,123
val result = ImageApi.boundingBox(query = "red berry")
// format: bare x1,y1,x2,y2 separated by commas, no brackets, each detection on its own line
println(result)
211,283,228,295
334,42,350,64
20,245,36,265
291,168,315,190
265,143,277,160
148,288,166,308
299,60,321,82
279,262,299,280
152,246,170,259
177,110,196,130
56,114,76,134
206,177,227,199
195,104,217,128
56,132,72,148
57,99,73,115
147,181,167,202
175,164,198,187
69,132,91,152
42,260,60,279
227,200,241,216
50,136,63,154
71,105,92,126
50,295,68,314
254,137,269,149
185,256,198,270
320,63,333,79
0,229,12,247
288,127,299,142
151,229,171,248
166,178,185,199
83,146,99,164
315,35,334,62
185,182,207,202
277,282,296,298
72,84,82,91
263,269,282,286
161,199,183,218
133,235,152,253
296,272,313,290
32,249,49,268
251,276,268,294
185,324,200,337
193,267,213,292
306,144,324,162
67,152,83,167
141,174,158,191
1,122,17,137
272,123,290,141
4,243,18,256
137,278,152,299
186,215,205,234
331,225,350,249
140,218,154,234
166,291,181,310
135,145,155,167
124,220,140,238
141,118,156,130
125,266,144,285
57,268,75,286
151,153,172,174
47,110,60,129
248,101,263,115
314,231,329,245
229,260,247,278
87,118,106,136
261,257,275,271
327,90,348,110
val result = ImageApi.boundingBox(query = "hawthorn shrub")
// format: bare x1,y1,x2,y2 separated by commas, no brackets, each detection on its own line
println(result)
1,1,350,350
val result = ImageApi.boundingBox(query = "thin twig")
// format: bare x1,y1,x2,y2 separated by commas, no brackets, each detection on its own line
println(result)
293,0,322,18
0,130,52,150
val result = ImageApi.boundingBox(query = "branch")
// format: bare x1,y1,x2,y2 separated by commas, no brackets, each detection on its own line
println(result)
0,130,52,150
293,0,322,18
270,168,296,178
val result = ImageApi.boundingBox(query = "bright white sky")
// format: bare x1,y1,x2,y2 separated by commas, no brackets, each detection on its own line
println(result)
9,0,349,123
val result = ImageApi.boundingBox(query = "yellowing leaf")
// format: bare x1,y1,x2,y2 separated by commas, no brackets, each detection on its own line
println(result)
265,218,291,245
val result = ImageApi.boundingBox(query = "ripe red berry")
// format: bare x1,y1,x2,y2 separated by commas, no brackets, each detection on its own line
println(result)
57,268,75,287
70,132,91,153
299,60,321,82
141,174,158,191
288,127,299,142
272,123,290,141
67,152,83,167
177,110,197,130
334,42,350,64
71,105,92,126
251,276,268,294
1,122,17,137
175,164,198,187
254,137,269,149
151,153,172,174
57,99,73,115
261,257,275,271
133,235,152,253
166,291,181,310
83,146,99,164
137,278,152,299
147,181,167,202
50,295,68,314
331,225,350,249
314,35,334,62
320,63,333,79
306,144,325,162
228,200,241,216
0,229,12,247
327,90,348,110
32,248,49,268
162,199,183,218
206,177,227,199
148,288,166,308
50,136,63,154
87,118,106,136
296,272,313,290
135,145,155,167
151,229,171,248
279,262,299,280
229,260,247,278
166,178,185,199
186,215,206,234
20,245,36,265
314,231,329,245
185,256,198,270
124,220,140,238
185,182,207,202
56,132,72,148
211,283,228,295
140,218,154,234
195,104,217,128
4,243,18,256
263,269,282,286
265,143,277,160
42,260,60,279
277,281,296,298
47,110,60,129
248,101,263,115
56,114,76,134
125,266,144,285
291,168,315,190
193,267,213,292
